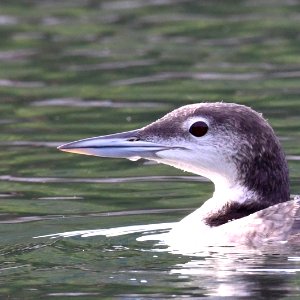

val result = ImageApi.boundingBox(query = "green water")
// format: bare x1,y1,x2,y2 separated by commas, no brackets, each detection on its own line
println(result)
0,0,300,298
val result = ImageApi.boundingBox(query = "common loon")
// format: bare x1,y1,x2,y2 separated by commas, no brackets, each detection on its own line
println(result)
58,102,300,249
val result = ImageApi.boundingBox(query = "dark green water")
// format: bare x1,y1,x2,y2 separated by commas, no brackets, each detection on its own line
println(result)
0,0,300,298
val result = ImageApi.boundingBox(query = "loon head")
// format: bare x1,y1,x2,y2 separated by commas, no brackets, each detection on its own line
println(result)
59,102,290,226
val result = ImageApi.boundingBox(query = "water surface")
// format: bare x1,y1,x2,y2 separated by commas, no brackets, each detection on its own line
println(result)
0,0,300,298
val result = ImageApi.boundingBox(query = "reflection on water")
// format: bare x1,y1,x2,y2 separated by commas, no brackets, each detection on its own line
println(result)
34,222,174,239
31,222,300,298
28,221,300,298
0,0,300,298
112,70,300,86
32,98,167,108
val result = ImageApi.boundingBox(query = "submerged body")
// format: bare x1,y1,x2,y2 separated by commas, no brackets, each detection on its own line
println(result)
58,102,300,250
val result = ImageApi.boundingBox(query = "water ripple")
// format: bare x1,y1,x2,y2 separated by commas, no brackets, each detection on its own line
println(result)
112,71,300,86
34,222,174,239
0,49,36,61
31,98,167,108
0,208,187,224
0,175,207,184
0,141,60,147
0,79,44,88
112,72,261,85
66,59,157,72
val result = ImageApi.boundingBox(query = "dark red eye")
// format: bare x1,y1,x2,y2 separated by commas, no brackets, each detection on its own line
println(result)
189,121,208,137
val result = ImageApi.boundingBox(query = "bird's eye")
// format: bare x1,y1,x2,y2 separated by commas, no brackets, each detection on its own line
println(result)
189,121,208,137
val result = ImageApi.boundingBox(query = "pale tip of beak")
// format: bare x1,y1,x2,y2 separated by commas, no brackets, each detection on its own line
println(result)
58,145,95,156
58,143,89,155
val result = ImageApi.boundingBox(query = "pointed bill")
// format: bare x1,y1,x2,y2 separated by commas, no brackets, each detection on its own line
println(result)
58,129,172,160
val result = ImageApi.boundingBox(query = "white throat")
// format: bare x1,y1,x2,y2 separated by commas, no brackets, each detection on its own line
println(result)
166,183,257,246
155,148,252,208
202,183,257,218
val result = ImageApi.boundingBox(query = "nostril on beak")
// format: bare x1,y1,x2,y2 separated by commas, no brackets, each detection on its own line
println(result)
127,137,140,142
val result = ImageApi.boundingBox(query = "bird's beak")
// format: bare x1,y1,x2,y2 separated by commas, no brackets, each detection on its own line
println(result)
58,129,172,160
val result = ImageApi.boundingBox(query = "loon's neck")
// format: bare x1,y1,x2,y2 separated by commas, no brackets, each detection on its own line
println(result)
189,181,261,226
201,184,265,227
199,130,291,227
176,169,289,231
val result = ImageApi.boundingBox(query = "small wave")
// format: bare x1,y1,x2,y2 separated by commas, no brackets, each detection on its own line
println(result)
31,98,167,108
34,222,174,239
0,174,207,184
